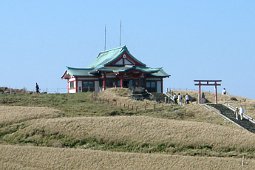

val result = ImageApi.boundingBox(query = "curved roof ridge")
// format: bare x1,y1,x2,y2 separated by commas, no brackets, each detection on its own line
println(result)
97,45,126,58
67,66,93,70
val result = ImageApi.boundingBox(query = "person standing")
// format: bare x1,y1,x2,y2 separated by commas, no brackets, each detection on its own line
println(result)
36,83,40,93
173,93,178,104
178,93,182,106
239,106,244,120
185,93,190,104
222,88,227,95
235,107,239,120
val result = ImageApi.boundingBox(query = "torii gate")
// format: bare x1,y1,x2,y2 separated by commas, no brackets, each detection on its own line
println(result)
194,80,222,104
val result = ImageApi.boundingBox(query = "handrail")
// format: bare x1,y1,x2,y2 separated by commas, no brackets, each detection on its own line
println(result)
224,103,255,124
164,92,175,103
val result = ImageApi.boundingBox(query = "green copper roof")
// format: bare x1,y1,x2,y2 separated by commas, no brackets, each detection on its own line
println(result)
66,67,94,76
62,46,170,79
89,46,124,68
89,66,169,77
151,68,170,77
91,66,160,73
135,66,160,73
89,46,145,68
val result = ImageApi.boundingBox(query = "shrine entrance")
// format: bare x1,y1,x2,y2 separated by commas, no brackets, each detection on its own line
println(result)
194,80,222,104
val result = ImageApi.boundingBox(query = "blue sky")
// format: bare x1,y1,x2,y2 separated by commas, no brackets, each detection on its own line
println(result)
0,0,255,98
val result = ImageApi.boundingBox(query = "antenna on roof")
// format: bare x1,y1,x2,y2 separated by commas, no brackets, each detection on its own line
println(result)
119,20,122,47
104,25,107,51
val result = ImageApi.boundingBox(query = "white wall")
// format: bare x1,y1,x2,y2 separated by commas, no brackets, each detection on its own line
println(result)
68,80,76,93
69,89,76,93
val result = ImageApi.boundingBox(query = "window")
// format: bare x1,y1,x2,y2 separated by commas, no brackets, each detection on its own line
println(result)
70,81,75,89
151,82,156,88
82,81,95,92
146,82,150,88
146,81,157,92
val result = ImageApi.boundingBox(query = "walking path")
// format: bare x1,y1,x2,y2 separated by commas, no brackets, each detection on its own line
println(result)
207,104,255,133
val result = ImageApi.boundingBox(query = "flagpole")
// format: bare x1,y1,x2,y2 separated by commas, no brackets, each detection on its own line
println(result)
104,25,107,51
119,21,122,47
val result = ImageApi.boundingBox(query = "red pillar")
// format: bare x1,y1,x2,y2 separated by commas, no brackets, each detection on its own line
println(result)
120,75,123,88
215,84,218,104
198,83,201,104
75,79,78,93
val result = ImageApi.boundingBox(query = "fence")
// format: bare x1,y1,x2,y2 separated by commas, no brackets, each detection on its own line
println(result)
90,92,173,113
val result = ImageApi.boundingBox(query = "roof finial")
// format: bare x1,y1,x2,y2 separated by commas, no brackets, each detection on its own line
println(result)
104,25,107,51
119,20,122,47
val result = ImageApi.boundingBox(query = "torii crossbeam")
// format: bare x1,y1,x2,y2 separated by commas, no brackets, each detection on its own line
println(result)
194,80,222,104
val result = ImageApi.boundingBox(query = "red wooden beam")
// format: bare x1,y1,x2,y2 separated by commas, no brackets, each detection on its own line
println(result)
195,83,221,86
194,80,222,82
194,80,222,104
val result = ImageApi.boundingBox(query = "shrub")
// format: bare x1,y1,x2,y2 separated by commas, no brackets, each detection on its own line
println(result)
230,97,238,101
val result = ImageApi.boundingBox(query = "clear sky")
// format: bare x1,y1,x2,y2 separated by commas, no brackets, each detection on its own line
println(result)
0,0,255,98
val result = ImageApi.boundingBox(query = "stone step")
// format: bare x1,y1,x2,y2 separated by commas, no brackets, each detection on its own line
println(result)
207,104,255,133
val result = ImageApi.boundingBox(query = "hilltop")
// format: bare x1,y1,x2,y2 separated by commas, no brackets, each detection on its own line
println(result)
0,87,32,94
1,88,255,169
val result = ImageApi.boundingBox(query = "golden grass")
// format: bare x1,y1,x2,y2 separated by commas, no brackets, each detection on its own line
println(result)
173,90,255,119
98,88,158,108
172,90,244,103
0,106,60,125
1,144,255,170
9,116,255,153
97,89,229,126
182,104,234,126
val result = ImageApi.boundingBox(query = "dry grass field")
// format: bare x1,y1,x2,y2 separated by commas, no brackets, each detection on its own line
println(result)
1,144,255,170
0,106,60,125
173,89,255,118
98,89,230,125
1,90,255,169
4,116,255,157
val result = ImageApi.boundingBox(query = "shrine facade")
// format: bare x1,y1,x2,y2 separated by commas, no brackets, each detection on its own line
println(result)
62,46,170,93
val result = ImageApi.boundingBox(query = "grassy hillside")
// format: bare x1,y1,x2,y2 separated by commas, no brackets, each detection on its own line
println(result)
0,92,139,117
0,106,59,125
172,89,255,118
3,116,255,157
0,91,228,125
1,144,255,170
1,88,255,169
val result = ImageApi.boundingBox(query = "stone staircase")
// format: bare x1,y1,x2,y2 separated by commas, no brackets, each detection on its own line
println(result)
207,104,255,133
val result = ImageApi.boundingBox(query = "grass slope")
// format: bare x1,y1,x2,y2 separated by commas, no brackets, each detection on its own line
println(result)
3,116,255,157
0,106,59,125
0,91,227,125
1,89,255,169
1,144,254,170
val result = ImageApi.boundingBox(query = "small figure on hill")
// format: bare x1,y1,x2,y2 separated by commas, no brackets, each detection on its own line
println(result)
222,88,227,95
178,93,182,106
36,83,40,93
235,107,239,120
201,92,206,104
239,106,245,120
173,93,178,104
202,92,205,99
185,93,190,104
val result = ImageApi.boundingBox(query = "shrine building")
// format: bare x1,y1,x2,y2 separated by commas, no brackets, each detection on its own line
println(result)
61,46,170,93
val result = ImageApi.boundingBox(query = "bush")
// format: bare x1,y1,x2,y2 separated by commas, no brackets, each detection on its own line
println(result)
230,97,238,101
